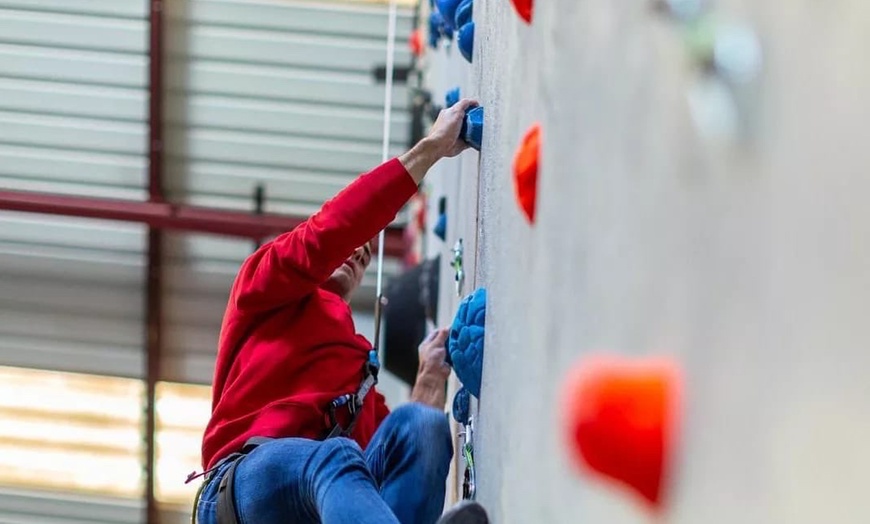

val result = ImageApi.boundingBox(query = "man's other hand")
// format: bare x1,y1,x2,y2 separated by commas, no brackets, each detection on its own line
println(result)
410,328,451,409
418,328,451,381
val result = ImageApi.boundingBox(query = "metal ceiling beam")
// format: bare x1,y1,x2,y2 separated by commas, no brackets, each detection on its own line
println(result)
0,189,408,258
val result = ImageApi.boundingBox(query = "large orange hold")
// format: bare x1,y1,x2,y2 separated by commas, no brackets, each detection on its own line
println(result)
561,354,682,511
509,0,534,24
513,123,540,224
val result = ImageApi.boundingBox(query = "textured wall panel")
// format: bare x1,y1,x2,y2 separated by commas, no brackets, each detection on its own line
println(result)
428,0,870,523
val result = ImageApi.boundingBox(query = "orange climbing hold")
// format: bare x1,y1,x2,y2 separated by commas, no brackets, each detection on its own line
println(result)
561,354,682,511
409,28,424,57
509,0,534,24
513,123,540,224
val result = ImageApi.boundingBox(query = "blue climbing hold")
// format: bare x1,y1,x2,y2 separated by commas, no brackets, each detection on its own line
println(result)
455,0,474,30
429,11,456,47
434,213,447,241
428,12,444,48
445,86,461,109
452,387,471,425
458,21,475,63
460,106,484,151
448,287,487,398
436,0,462,32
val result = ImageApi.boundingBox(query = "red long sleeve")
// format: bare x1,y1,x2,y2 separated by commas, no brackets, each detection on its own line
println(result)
202,158,417,469
230,157,417,313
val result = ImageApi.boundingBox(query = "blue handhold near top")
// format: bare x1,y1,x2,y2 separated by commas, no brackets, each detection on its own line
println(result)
458,21,475,63
448,287,487,398
460,106,484,151
434,213,447,241
428,12,444,48
455,0,474,29
445,86,461,108
436,0,462,32
452,387,471,425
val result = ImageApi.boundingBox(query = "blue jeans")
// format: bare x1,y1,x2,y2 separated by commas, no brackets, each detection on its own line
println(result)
196,403,453,524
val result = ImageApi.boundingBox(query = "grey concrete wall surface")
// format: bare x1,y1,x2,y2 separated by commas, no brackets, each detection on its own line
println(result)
426,0,870,523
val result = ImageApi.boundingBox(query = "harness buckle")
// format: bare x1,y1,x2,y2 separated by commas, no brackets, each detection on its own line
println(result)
325,349,381,439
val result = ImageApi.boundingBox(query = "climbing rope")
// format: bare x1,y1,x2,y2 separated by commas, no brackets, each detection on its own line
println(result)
374,0,398,350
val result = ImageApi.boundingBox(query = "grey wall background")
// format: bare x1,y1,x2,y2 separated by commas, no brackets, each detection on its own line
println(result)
0,0,412,386
427,0,870,523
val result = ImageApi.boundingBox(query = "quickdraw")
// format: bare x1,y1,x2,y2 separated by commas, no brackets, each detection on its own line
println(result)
452,238,465,296
452,387,476,499
460,416,477,499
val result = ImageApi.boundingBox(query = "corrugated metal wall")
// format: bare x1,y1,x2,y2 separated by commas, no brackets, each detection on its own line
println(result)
0,0,414,382
164,0,412,214
0,0,415,520
0,0,149,378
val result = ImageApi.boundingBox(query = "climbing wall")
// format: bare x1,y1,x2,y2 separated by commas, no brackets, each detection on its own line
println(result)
426,0,870,523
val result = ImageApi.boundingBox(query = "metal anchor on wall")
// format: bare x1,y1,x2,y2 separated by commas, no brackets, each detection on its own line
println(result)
452,238,465,297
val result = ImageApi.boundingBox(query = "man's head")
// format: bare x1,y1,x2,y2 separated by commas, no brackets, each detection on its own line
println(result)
323,241,373,302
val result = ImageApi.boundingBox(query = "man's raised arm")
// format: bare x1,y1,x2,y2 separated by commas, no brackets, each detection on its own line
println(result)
230,99,479,313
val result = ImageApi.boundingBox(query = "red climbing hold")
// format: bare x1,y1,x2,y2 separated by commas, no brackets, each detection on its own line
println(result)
513,123,540,224
561,354,682,511
509,0,534,24
409,28,424,57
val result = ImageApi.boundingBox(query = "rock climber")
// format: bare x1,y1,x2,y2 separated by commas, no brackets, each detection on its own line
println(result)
191,97,489,524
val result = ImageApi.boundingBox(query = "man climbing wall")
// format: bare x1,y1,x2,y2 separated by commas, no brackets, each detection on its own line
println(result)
190,98,489,524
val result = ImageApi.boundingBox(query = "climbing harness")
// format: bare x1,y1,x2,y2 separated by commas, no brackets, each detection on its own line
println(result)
325,348,381,439
189,437,272,524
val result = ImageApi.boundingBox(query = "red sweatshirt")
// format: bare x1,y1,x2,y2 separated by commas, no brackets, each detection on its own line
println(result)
201,158,418,470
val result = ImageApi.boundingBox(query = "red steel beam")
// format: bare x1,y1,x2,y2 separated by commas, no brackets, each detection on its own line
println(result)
145,0,166,522
0,189,408,257
144,227,162,524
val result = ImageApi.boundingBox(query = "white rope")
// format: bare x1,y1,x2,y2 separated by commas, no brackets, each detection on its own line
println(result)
373,0,398,350
376,0,398,301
